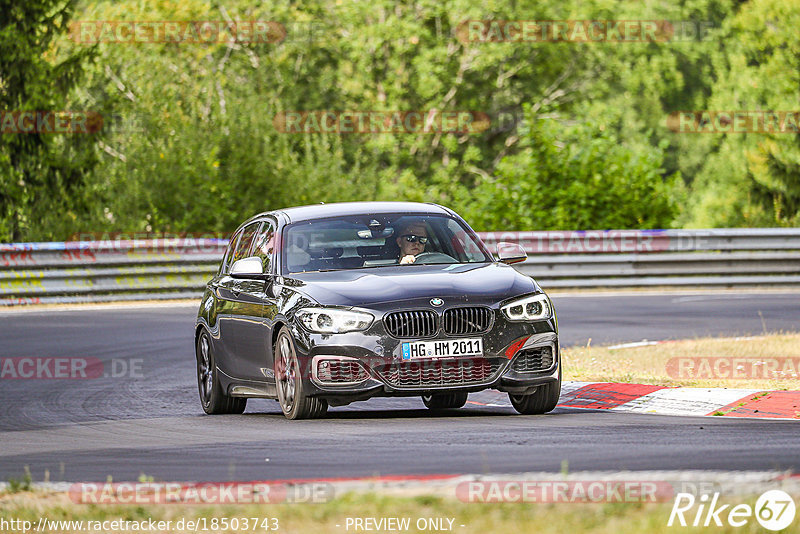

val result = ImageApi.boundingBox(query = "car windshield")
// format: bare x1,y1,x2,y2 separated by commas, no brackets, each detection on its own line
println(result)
281,214,492,274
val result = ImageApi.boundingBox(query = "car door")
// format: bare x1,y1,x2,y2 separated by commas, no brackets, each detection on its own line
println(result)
214,221,262,380
208,226,243,372
234,219,279,384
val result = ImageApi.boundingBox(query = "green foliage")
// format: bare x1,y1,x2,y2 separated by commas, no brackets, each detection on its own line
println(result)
7,466,32,493
1,0,798,240
680,0,800,227
0,0,100,241
454,107,681,230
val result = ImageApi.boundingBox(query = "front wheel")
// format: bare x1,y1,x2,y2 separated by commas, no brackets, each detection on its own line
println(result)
274,327,328,420
196,329,247,415
509,369,561,415
422,392,468,410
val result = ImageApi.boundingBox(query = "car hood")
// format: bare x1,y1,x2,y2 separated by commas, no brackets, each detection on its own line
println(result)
284,262,538,307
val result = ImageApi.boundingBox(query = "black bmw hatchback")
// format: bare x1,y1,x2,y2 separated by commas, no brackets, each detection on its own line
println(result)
195,202,560,419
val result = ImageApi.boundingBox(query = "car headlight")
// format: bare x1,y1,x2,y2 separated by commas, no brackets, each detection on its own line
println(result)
296,308,374,333
501,294,552,321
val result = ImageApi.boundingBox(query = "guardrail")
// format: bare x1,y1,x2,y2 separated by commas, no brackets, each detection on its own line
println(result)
479,229,800,289
1,229,798,305
0,239,226,305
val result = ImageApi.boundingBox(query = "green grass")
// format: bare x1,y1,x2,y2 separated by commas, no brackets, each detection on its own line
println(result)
563,333,800,389
2,490,797,533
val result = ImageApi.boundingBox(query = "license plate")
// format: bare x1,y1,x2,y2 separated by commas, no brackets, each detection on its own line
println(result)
401,338,483,360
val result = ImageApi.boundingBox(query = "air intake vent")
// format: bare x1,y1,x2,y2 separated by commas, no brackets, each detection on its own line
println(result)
384,310,438,338
316,360,369,384
511,346,555,373
443,307,492,335
378,358,501,388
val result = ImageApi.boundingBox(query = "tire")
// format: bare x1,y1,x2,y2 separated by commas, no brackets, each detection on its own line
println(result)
509,369,561,415
196,329,247,415
274,327,328,420
422,391,468,410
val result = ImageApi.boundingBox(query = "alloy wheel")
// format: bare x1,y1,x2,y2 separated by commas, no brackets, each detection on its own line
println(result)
198,334,213,404
277,335,297,413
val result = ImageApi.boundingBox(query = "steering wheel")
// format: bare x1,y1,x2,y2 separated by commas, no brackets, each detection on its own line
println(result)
413,252,457,264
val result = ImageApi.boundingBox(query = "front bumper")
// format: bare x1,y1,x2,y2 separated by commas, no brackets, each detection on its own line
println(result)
289,300,559,402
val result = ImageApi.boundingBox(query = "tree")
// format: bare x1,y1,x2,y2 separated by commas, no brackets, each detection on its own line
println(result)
681,0,800,227
0,0,99,241
453,106,681,230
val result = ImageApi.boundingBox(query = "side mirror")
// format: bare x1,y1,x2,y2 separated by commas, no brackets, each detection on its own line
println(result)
497,242,527,264
230,256,270,279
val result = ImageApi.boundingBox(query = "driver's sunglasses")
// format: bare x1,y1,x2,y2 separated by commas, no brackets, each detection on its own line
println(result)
401,234,429,244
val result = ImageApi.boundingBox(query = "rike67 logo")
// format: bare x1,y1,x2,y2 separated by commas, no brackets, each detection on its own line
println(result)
668,490,796,530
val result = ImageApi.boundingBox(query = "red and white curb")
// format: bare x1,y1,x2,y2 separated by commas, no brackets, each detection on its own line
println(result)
468,383,800,420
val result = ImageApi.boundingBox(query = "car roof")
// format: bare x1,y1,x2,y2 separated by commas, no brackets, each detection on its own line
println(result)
264,201,454,224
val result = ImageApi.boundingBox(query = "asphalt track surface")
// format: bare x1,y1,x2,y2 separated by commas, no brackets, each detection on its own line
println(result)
1,291,798,482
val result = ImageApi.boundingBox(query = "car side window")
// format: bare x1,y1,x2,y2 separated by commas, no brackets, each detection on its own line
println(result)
220,228,244,274
252,221,276,274
231,222,261,265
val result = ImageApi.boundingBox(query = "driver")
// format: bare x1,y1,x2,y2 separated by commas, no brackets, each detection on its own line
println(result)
396,222,429,264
